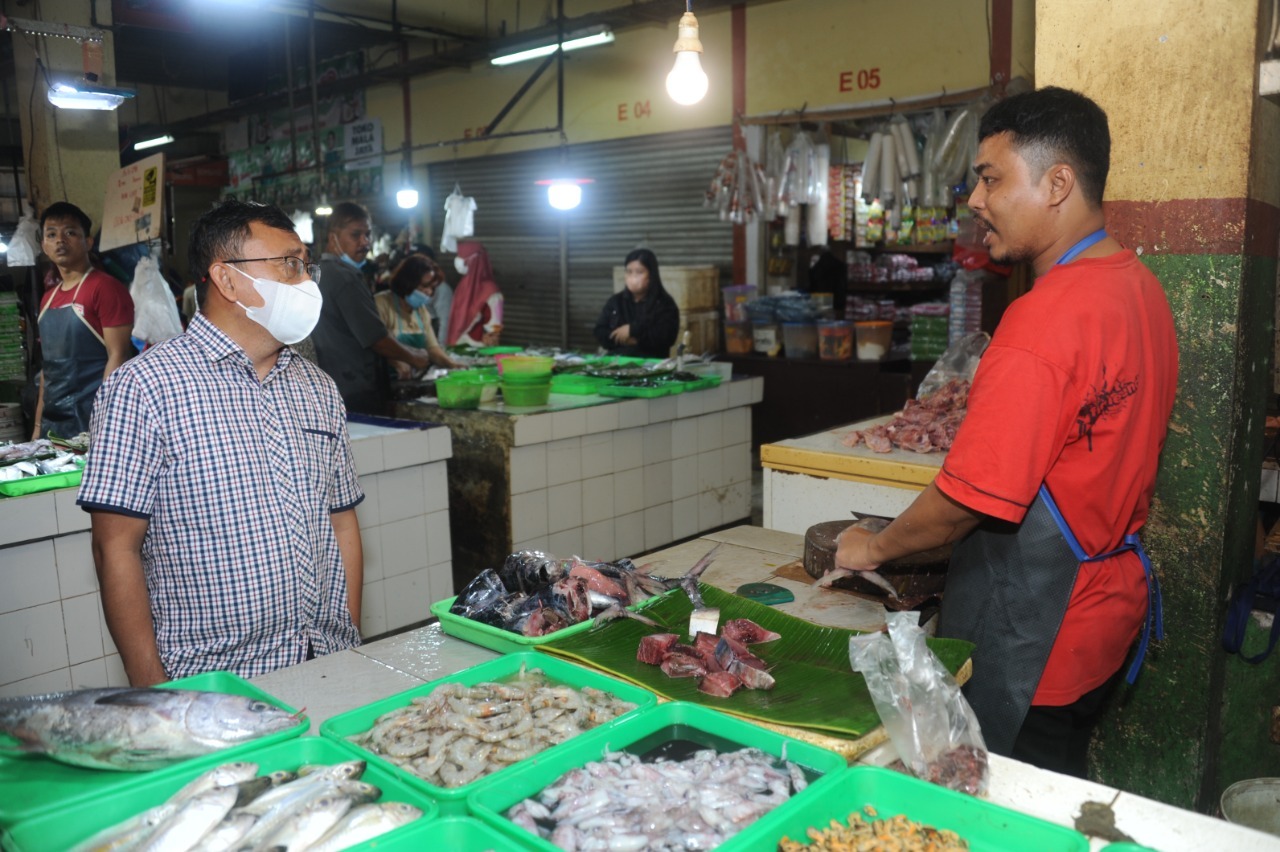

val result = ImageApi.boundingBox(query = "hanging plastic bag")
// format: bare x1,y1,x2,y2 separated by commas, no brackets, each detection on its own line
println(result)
129,256,184,345
916,330,990,399
849,611,989,795
6,215,40,267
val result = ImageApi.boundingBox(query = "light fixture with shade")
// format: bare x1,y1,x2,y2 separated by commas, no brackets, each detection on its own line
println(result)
536,178,593,211
491,24,614,66
314,195,333,217
47,79,135,111
396,187,420,209
666,4,708,106
134,133,174,151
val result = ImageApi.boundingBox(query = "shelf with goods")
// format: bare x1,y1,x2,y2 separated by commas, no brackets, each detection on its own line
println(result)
611,264,723,357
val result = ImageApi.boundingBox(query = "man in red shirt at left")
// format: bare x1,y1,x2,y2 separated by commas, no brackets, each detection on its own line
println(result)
32,202,134,439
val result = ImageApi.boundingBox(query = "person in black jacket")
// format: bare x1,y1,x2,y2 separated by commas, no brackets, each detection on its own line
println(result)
593,248,680,358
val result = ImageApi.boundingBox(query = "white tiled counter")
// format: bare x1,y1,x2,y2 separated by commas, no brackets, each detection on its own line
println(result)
398,377,763,592
0,420,454,697
761,414,944,533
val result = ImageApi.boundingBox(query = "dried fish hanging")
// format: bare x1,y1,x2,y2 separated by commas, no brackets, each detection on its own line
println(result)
704,148,767,224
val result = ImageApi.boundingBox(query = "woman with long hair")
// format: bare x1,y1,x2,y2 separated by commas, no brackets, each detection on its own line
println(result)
593,248,680,358
374,254,460,377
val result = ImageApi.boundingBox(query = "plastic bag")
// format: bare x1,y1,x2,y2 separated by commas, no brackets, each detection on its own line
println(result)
6,215,40,267
917,331,989,399
129,256,184,345
849,610,989,795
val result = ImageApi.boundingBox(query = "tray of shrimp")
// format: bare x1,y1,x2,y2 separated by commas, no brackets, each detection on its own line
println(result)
318,651,657,815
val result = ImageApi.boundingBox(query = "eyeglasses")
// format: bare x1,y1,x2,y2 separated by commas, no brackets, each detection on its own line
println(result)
223,256,321,283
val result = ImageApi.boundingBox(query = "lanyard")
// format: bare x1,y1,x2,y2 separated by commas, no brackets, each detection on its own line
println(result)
1056,228,1108,265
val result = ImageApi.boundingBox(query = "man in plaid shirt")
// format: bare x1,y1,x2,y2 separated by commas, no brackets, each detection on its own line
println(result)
79,201,364,684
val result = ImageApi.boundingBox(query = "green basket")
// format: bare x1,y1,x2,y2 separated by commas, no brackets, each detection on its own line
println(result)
468,701,848,851
500,381,551,407
747,764,1091,852
361,814,536,850
0,736,437,852
435,372,486,409
0,671,306,829
318,652,657,816
0,463,84,498
549,374,611,395
478,346,524,356
430,591,670,656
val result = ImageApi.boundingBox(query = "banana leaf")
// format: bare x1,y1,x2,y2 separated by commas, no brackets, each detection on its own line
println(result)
540,584,973,740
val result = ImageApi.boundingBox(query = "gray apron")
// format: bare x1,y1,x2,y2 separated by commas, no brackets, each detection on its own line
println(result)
37,274,108,438
935,229,1164,755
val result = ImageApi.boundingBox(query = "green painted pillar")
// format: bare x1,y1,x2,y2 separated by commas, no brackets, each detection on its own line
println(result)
1037,0,1280,811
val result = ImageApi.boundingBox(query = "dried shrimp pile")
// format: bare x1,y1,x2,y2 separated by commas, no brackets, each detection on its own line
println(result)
507,747,809,851
348,670,636,788
778,807,969,851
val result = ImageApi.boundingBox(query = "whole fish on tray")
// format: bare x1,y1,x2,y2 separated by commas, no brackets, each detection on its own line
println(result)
0,687,300,771
450,545,720,638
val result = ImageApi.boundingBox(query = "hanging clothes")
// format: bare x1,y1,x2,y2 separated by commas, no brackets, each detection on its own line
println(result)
441,186,477,253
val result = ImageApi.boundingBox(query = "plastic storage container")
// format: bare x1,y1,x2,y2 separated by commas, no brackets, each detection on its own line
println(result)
468,702,848,851
782,322,818,359
721,284,757,323
725,321,753,355
752,322,781,356
435,371,485,409
818,321,854,361
498,355,554,377
501,379,551,407
319,652,656,815
855,320,893,360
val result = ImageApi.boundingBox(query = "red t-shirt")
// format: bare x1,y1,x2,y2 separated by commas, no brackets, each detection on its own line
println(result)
40,269,134,339
933,249,1178,705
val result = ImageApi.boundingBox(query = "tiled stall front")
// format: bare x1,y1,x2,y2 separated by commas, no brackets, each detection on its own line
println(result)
0,423,454,698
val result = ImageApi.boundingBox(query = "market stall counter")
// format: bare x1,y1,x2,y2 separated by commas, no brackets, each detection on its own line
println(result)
244,525,1275,852
761,413,943,533
396,376,762,591
0,418,453,696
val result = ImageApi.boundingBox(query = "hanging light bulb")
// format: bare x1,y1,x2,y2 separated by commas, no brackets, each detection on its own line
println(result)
666,7,708,106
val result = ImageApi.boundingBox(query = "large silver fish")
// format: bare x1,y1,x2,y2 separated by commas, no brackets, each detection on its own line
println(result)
0,688,300,771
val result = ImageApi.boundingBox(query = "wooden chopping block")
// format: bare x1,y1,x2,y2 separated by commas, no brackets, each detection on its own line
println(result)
804,518,954,610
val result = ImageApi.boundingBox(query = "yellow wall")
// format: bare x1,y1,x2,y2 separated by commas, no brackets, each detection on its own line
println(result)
361,0,1032,167
1037,0,1257,203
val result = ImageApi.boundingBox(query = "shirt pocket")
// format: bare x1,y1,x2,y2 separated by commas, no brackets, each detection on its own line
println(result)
296,425,340,503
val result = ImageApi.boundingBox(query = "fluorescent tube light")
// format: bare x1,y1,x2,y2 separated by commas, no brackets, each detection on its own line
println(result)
491,26,614,66
134,134,175,151
47,81,135,111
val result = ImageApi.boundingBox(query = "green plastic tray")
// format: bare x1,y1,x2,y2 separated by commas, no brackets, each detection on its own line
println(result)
0,464,83,498
318,652,657,816
0,736,437,852
468,701,848,851
549,374,611,395
598,382,675,398
0,671,306,828
431,590,670,656
746,764,1090,852
362,815,535,850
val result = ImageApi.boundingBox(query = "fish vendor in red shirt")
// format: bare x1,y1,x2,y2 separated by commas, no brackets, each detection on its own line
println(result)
832,87,1179,777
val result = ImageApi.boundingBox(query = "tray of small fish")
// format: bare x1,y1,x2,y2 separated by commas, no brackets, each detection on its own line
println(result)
0,736,437,852
433,547,718,655
0,453,85,497
318,652,656,816
765,764,1090,852
468,701,848,851
0,670,307,828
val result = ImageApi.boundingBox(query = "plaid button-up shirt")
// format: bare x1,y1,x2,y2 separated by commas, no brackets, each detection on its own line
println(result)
79,314,363,679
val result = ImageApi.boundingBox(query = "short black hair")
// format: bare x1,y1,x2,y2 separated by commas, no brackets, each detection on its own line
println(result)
40,201,92,236
623,247,667,298
326,201,370,239
978,86,1110,208
188,199,297,305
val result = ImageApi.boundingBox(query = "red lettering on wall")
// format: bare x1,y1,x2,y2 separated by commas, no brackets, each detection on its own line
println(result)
838,71,853,92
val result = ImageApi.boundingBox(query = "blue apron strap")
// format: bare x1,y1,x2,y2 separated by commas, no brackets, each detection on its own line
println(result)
1037,484,1163,684
1056,228,1109,265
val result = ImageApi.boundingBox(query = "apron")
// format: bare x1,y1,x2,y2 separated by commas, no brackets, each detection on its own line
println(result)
935,228,1165,755
37,273,108,438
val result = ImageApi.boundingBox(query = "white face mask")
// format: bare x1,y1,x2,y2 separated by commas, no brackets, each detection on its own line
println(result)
227,265,323,345
454,257,469,276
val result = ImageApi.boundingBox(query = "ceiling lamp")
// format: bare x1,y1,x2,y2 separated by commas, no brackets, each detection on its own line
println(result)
536,178,594,211
47,79,135,111
134,133,174,151
314,196,333,217
491,25,614,66
397,187,420,209
666,5,708,106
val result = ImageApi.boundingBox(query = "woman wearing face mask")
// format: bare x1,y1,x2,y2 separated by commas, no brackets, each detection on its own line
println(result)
374,255,460,378
446,240,504,348
593,248,680,359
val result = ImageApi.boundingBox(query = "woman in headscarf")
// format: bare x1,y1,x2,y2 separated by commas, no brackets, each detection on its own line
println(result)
446,240,503,348
374,254,460,378
593,248,680,358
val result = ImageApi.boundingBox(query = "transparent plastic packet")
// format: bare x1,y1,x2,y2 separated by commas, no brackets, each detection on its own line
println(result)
917,330,990,399
849,610,989,795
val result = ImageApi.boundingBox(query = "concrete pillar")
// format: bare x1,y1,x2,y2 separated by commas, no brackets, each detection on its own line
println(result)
12,0,122,225
1037,0,1280,811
